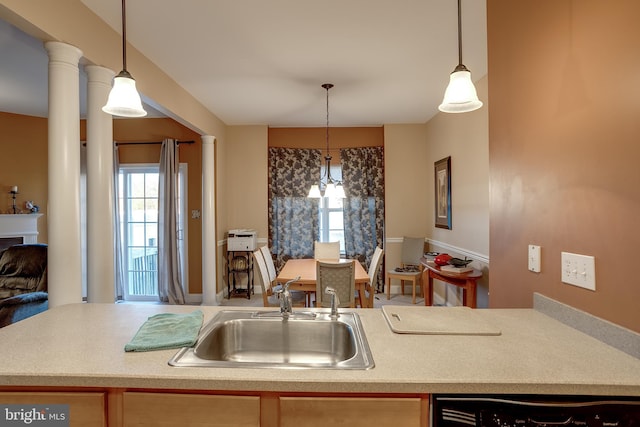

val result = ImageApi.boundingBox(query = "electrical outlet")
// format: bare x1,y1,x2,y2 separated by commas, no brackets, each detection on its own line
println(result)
528,245,541,273
561,252,596,291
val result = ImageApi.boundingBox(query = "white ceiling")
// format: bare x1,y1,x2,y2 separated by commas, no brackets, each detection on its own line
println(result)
0,0,487,127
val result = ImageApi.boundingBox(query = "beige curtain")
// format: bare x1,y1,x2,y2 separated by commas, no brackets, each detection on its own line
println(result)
113,145,125,301
158,138,185,304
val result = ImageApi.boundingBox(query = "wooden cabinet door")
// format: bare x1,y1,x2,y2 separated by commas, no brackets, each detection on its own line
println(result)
123,392,260,427
0,391,106,427
279,396,426,427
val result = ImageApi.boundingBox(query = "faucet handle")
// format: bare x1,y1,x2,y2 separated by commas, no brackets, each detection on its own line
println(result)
274,276,300,298
325,287,340,308
284,276,301,291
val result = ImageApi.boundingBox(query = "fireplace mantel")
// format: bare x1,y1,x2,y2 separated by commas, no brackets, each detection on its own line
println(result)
0,214,43,244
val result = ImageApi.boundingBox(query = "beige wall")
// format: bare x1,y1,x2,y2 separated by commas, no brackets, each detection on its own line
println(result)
383,124,430,241
488,1,640,332
225,126,269,237
0,113,48,242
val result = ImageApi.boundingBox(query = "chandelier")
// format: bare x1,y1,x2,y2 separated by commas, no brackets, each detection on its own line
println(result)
307,83,346,199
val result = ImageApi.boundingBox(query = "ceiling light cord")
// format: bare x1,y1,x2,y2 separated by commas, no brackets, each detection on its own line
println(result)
121,0,127,72
457,0,462,67
325,83,331,157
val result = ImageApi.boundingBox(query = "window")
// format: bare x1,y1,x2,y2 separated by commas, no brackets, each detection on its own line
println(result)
318,163,345,253
118,164,188,301
119,166,159,301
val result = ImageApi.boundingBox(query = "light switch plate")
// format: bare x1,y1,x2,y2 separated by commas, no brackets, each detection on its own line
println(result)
528,245,541,273
561,252,596,291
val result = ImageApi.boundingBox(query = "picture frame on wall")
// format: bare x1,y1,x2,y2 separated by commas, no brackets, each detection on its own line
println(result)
434,156,452,229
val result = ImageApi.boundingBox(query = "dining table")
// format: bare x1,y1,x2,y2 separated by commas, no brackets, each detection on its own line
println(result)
275,258,373,308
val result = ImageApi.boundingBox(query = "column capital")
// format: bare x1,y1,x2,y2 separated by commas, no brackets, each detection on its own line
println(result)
44,41,83,64
85,65,115,84
201,135,216,145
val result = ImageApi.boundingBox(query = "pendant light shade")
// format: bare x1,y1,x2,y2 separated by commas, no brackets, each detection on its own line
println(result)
102,0,147,118
438,0,482,114
103,70,146,117
333,183,346,199
308,184,322,198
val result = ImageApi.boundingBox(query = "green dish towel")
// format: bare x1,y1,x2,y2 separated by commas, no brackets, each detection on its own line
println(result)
124,310,204,352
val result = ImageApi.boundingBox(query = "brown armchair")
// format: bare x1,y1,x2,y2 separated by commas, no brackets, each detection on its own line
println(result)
0,244,48,327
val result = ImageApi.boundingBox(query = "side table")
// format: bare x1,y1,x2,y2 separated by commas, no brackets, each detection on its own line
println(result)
421,259,482,308
227,250,254,299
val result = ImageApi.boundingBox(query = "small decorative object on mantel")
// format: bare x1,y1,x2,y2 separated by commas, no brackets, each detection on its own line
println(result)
8,186,20,214
25,201,40,213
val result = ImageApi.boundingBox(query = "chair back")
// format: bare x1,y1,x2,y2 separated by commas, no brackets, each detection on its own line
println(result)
401,237,424,267
368,246,384,284
315,261,355,308
314,241,340,260
253,250,273,307
260,245,277,283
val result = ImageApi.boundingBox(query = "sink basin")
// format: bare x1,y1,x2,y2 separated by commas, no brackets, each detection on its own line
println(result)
168,310,374,369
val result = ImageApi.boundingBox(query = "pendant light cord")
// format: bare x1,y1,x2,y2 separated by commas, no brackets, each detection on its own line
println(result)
321,83,334,183
121,0,128,71
325,86,329,156
322,83,333,157
457,0,463,66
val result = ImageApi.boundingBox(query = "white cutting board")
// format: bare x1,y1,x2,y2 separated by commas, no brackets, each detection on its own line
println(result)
382,305,501,336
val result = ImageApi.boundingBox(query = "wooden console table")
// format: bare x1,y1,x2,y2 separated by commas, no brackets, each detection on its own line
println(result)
421,259,482,308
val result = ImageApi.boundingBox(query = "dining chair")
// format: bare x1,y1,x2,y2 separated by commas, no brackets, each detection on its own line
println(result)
362,246,384,308
253,250,304,308
386,237,424,304
314,241,340,260
315,260,356,308
259,245,278,285
261,244,313,307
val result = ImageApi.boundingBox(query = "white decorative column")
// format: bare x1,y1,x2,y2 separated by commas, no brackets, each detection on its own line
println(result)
44,41,84,307
201,135,218,305
85,65,116,303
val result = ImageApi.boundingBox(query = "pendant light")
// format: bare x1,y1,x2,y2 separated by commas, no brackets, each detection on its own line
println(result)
102,0,147,117
438,0,482,113
308,84,346,199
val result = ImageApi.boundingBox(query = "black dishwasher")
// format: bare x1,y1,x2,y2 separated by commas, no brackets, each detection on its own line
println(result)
432,395,640,427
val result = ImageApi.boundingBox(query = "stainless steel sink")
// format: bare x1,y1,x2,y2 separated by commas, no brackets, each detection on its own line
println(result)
168,310,374,369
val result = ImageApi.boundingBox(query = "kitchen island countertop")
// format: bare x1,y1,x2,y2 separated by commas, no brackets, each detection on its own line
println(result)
0,303,638,396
